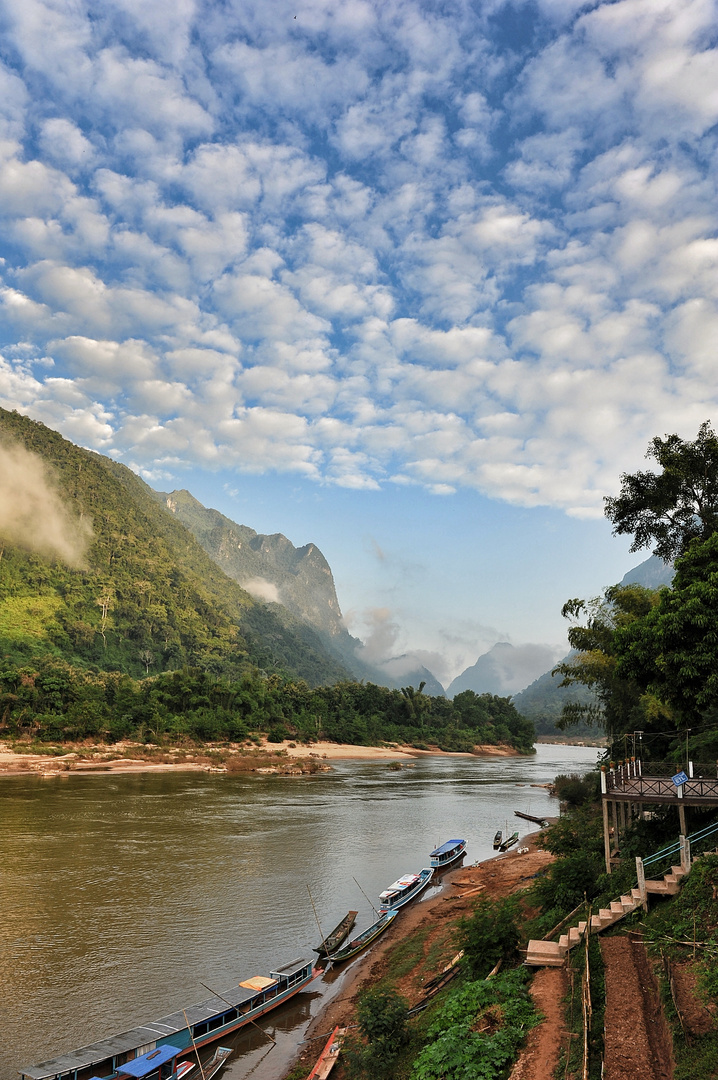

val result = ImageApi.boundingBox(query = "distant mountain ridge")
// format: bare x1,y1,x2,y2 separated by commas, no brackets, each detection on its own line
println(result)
447,641,560,699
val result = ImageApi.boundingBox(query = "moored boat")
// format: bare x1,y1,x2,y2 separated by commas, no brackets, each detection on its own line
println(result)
378,867,434,913
307,1025,345,1079
328,910,398,963
313,911,359,957
20,958,316,1080
199,1046,232,1080
493,830,503,850
429,839,467,869
499,831,519,851
514,810,548,827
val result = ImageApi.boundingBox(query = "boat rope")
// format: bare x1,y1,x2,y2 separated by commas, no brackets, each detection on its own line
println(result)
306,884,328,954
199,981,277,1045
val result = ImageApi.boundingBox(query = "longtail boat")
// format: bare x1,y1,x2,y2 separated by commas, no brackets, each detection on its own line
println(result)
378,867,434,913
429,839,467,869
200,1046,232,1080
307,1026,345,1079
328,910,398,963
20,958,316,1080
514,810,549,827
499,831,519,851
313,911,358,957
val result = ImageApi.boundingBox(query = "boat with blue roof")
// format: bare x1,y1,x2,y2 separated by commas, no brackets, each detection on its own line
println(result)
429,839,467,869
20,958,315,1080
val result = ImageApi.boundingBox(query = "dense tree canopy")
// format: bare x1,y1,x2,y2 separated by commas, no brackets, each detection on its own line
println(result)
604,421,718,562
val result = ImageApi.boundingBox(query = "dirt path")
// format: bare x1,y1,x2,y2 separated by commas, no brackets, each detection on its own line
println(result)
602,934,674,1080
508,967,568,1080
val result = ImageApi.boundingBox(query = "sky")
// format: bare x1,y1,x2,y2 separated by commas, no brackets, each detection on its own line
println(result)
0,0,716,687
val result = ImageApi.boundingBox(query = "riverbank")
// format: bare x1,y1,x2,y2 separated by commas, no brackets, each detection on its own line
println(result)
287,829,555,1078
0,737,527,776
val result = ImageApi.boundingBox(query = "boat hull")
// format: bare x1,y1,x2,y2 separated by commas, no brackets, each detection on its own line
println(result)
328,911,398,963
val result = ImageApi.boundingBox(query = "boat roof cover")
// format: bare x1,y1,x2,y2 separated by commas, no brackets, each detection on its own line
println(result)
239,976,277,991
380,873,420,897
430,840,466,856
20,959,312,1080
119,1045,181,1077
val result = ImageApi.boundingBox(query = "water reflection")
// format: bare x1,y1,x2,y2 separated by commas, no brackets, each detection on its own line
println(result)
0,744,598,1080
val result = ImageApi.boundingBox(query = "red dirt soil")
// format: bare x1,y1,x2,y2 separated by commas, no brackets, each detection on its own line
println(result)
508,967,568,1080
602,933,674,1080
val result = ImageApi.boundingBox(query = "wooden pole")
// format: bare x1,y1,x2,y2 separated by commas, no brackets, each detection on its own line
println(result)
353,876,379,917
601,797,612,875
182,1008,207,1080
307,884,327,954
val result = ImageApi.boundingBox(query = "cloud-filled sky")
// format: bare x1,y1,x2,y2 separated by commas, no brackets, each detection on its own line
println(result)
0,0,716,685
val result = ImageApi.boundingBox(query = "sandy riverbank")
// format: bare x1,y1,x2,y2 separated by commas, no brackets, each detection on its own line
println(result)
0,738,526,776
288,830,555,1078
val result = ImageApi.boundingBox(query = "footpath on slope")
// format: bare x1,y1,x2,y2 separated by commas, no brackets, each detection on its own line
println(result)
601,932,674,1080
508,967,568,1080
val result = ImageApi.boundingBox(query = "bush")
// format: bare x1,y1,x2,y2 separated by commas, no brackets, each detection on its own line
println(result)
456,896,520,979
345,987,410,1079
553,771,600,807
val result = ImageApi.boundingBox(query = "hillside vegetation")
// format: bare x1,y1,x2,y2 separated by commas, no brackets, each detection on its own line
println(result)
0,410,534,753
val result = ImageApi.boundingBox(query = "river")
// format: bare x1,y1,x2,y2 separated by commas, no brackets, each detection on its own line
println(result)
0,743,599,1080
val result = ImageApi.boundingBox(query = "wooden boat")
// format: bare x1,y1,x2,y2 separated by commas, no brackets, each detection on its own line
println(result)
493,830,503,850
313,911,358,957
378,867,434,913
499,831,519,851
328,910,398,963
200,1046,232,1080
514,810,549,827
429,839,467,869
307,1025,345,1079
20,958,317,1080
175,1064,196,1080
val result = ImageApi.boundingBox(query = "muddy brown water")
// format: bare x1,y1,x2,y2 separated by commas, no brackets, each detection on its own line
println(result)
0,744,598,1080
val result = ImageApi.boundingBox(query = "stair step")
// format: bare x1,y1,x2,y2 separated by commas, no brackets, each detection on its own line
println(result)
631,888,643,901
568,926,581,946
610,902,624,915
620,895,635,907
525,939,566,967
645,880,680,895
558,933,569,950
577,921,587,934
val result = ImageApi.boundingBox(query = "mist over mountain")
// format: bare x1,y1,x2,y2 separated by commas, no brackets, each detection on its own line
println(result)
446,642,562,699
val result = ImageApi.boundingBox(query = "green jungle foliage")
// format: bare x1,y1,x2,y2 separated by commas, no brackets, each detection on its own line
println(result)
410,969,538,1080
0,408,347,686
455,896,521,979
0,659,533,748
345,987,412,1080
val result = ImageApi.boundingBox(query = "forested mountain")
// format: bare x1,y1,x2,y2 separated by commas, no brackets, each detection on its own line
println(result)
512,662,598,738
0,408,349,686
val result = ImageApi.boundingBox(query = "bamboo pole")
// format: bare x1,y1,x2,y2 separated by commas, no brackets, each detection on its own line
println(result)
182,1008,207,1080
353,876,379,917
307,884,327,954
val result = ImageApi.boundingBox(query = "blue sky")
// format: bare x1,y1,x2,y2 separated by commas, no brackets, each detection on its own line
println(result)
0,0,715,686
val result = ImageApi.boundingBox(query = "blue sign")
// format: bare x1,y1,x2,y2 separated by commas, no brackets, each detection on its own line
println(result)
672,771,688,787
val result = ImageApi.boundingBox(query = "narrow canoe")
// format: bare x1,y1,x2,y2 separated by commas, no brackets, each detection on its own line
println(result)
313,911,359,957
514,810,549,826
200,1047,232,1080
307,1026,345,1080
493,830,503,850
328,910,398,963
499,831,519,851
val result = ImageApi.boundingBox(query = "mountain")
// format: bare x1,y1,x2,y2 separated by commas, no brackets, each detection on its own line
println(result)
0,409,349,686
156,490,346,640
512,661,598,737
156,488,446,694
446,642,560,699
620,554,674,589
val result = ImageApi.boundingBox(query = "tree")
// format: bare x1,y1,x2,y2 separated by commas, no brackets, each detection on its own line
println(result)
615,532,718,728
456,895,520,979
604,421,718,562
554,584,672,750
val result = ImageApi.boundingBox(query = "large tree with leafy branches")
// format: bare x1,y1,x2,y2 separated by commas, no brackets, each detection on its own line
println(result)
604,421,718,562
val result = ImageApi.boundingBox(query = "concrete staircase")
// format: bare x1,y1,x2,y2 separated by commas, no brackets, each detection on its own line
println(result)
525,864,689,967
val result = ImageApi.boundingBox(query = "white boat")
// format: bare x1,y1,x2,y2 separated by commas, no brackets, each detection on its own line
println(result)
378,867,434,913
429,839,467,869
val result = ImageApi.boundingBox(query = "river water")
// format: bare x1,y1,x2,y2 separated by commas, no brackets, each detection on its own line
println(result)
0,744,599,1080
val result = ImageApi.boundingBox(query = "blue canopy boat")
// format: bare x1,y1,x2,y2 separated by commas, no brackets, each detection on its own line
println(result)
429,839,467,869
20,958,315,1080
378,867,434,913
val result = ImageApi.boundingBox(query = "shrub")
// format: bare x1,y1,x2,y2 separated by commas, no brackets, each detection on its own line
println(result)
456,896,520,979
